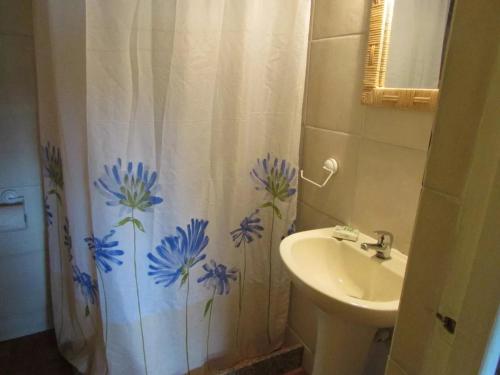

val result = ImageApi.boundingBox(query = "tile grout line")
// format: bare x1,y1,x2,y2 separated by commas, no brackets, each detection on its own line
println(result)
421,186,462,205
299,199,346,227
311,31,367,43
303,124,430,153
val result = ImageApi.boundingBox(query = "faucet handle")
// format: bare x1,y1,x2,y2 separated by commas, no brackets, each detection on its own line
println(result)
373,230,393,249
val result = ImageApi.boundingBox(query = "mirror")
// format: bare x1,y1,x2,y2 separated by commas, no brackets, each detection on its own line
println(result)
361,0,454,110
386,0,453,88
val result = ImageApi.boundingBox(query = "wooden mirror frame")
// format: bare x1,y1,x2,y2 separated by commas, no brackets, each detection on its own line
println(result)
361,0,439,111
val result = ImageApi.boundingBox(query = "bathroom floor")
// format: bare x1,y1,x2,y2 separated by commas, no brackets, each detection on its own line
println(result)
0,330,74,374
0,330,307,375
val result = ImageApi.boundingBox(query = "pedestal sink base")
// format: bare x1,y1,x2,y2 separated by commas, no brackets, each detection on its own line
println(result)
312,309,376,375
280,229,407,374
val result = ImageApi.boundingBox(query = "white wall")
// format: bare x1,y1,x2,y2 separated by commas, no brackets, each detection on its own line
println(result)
0,0,51,340
286,0,435,373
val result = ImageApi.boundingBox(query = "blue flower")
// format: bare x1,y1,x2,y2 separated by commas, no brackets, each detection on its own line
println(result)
281,220,296,240
251,153,297,202
230,209,264,247
94,158,163,212
42,142,64,194
85,230,125,273
44,196,53,226
73,265,98,311
197,260,238,295
147,219,209,287
63,218,73,262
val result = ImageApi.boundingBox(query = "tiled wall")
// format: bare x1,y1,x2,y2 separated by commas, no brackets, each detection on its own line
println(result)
387,0,500,373
0,0,50,340
287,0,435,373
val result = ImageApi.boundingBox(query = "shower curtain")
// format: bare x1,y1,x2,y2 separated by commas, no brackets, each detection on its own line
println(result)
33,1,310,374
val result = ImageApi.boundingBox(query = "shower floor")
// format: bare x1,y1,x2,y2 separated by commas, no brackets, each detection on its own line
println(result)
0,329,74,374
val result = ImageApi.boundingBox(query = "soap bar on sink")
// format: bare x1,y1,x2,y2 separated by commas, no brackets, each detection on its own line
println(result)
331,225,359,241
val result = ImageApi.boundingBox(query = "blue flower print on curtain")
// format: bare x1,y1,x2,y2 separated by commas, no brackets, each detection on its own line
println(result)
43,142,64,201
44,196,53,226
230,209,264,247
85,229,124,368
198,260,238,365
251,153,297,219
251,154,297,344
230,209,264,345
281,220,296,240
63,218,73,262
94,158,163,375
85,230,125,274
73,265,98,317
198,260,238,295
147,219,209,375
42,142,68,343
94,158,162,231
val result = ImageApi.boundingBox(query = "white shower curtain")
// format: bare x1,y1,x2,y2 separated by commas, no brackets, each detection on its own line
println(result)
33,1,310,374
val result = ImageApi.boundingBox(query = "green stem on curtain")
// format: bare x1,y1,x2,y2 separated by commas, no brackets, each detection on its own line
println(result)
236,241,247,349
55,198,65,344
132,209,148,375
97,267,108,344
185,273,191,375
206,287,216,369
97,267,109,375
266,198,276,344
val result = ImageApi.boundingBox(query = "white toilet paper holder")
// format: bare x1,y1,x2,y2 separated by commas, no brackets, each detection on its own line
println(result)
0,189,27,232
300,157,339,188
0,190,24,205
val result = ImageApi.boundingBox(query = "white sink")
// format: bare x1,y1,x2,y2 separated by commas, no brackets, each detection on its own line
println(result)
280,228,407,375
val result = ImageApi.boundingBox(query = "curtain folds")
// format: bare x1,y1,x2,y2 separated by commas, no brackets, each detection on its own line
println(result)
33,1,310,374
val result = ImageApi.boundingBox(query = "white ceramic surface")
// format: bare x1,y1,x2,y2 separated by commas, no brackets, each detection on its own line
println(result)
280,228,407,327
280,228,407,375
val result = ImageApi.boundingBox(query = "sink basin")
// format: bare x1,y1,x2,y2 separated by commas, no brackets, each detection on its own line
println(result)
280,228,407,375
280,228,406,327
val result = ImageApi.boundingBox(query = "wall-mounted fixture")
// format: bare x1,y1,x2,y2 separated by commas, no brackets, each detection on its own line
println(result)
0,189,27,232
361,0,454,110
300,157,339,188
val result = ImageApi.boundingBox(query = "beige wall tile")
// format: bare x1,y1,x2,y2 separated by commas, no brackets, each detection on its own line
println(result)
400,188,460,311
0,110,38,154
296,201,343,231
385,359,407,375
285,326,315,374
390,300,434,374
312,0,369,40
420,324,452,375
0,35,39,187
284,326,301,347
363,107,434,151
288,285,318,353
300,126,361,224
351,140,426,253
444,332,485,375
455,164,500,340
423,0,499,198
437,46,500,331
0,186,44,256
0,251,51,340
305,36,365,134
391,4,500,375
0,35,36,113
301,346,314,375
295,1,434,371
0,0,32,36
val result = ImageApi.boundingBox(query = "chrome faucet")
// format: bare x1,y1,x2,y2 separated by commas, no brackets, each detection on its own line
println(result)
361,230,393,260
